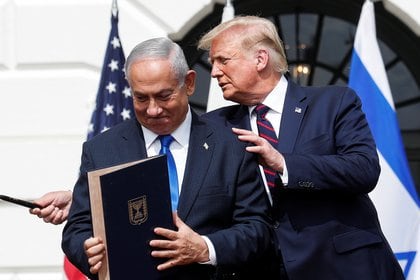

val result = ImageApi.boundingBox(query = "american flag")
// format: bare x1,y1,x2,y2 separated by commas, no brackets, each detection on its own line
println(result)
64,4,133,280
87,7,133,140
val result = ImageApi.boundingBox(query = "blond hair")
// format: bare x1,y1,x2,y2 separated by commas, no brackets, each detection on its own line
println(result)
198,15,288,73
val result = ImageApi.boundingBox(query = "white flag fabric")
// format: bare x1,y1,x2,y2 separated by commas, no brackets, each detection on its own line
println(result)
349,1,420,279
206,0,237,112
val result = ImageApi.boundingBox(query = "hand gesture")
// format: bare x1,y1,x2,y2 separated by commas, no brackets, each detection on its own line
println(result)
232,127,285,172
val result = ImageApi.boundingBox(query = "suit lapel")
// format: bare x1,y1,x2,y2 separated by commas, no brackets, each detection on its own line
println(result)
227,105,252,130
279,81,307,153
119,120,148,159
177,113,215,220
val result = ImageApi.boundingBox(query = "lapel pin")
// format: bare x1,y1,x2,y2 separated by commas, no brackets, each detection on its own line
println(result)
294,107,302,113
203,142,209,150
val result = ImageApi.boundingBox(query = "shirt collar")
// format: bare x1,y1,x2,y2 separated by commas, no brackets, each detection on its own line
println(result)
142,106,192,149
248,75,288,115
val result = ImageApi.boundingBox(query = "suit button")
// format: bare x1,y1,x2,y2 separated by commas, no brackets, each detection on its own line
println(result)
298,181,314,188
273,221,280,228
298,181,305,187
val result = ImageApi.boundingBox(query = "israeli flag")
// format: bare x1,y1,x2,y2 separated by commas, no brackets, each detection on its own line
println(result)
349,1,419,279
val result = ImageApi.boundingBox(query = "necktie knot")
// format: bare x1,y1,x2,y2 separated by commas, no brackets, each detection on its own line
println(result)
159,135,174,151
254,104,270,119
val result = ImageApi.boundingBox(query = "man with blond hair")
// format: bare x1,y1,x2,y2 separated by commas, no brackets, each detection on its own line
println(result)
200,15,404,279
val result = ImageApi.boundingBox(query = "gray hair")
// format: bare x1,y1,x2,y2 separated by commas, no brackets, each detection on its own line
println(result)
198,16,288,74
125,37,189,86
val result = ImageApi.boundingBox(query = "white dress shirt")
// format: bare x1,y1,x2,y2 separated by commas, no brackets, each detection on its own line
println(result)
141,107,217,265
141,109,191,192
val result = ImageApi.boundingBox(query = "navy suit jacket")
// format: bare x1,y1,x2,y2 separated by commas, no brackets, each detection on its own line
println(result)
205,81,404,279
62,111,271,280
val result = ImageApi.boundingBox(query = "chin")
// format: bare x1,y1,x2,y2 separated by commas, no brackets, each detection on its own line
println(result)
222,91,236,102
153,127,172,135
145,122,171,135
224,95,244,105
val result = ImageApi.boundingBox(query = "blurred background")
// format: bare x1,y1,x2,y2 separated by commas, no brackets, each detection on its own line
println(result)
0,0,418,279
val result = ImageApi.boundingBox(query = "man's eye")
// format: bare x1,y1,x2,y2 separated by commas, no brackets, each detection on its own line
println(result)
158,93,172,101
221,58,230,65
135,95,147,102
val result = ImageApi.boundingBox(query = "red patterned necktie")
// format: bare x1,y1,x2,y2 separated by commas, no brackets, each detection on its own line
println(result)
254,104,279,188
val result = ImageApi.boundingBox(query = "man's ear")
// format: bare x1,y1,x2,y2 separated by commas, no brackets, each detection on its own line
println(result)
256,49,269,71
184,70,196,96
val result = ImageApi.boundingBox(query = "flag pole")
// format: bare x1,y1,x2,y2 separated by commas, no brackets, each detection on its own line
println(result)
222,0,234,22
112,0,118,17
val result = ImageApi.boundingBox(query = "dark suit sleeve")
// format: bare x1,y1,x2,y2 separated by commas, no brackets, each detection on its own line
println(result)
284,87,380,194
205,146,272,267
62,142,98,279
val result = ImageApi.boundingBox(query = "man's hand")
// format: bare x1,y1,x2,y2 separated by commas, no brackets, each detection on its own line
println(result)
232,127,285,173
84,237,106,275
30,190,72,225
149,212,209,270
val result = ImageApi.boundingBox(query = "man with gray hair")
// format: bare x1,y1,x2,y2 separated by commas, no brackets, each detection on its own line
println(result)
62,37,272,279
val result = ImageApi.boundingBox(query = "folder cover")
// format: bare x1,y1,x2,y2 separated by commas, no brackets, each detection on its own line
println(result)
88,155,175,280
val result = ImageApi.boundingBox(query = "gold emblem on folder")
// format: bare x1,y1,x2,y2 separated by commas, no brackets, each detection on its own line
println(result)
128,196,148,225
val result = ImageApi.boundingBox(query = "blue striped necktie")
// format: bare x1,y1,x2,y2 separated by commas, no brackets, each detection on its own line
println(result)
254,104,279,188
159,135,179,211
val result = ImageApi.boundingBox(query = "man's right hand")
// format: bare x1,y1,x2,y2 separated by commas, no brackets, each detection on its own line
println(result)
84,237,106,274
30,190,72,225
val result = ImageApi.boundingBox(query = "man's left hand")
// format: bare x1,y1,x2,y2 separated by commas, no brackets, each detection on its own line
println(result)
150,212,209,270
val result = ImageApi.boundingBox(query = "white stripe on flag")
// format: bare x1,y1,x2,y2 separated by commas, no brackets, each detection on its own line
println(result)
370,153,419,275
349,1,419,279
352,1,394,109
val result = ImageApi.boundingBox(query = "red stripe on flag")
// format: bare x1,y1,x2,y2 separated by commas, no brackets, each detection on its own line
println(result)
64,256,86,280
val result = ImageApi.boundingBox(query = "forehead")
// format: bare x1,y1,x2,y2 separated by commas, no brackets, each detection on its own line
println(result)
129,59,178,87
209,29,242,57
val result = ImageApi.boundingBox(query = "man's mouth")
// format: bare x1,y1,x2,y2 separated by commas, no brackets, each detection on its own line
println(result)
219,82,229,90
147,116,168,123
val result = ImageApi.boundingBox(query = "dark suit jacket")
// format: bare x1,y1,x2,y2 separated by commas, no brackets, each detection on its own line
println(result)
205,81,404,280
62,111,272,280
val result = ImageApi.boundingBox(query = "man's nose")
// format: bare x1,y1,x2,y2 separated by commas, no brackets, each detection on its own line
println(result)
146,100,162,116
211,64,223,78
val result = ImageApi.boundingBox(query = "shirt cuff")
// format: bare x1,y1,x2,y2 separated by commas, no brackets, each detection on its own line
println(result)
279,159,288,186
199,235,217,266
